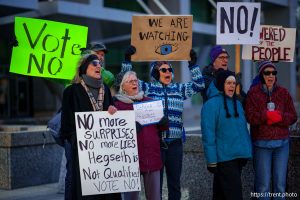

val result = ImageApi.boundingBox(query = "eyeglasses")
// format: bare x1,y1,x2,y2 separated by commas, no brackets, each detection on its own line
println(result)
263,71,277,76
159,68,173,73
126,79,138,84
217,56,230,60
91,60,104,67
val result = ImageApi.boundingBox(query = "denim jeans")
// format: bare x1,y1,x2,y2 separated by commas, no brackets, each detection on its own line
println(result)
253,141,289,200
160,139,183,200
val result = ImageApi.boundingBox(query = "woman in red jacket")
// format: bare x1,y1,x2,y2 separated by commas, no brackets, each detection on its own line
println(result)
113,71,168,200
245,60,297,199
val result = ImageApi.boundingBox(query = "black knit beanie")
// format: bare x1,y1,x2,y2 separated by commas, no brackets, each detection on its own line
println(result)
79,54,99,76
215,69,239,118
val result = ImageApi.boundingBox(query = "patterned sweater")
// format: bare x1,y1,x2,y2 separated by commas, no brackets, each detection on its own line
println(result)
121,62,205,140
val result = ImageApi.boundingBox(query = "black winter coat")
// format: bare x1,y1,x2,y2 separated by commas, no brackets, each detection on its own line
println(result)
61,83,120,200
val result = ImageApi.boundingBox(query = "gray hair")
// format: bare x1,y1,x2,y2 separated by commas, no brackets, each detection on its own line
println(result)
119,71,137,94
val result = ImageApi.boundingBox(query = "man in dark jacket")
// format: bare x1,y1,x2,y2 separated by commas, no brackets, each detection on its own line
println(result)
201,45,229,102
201,45,246,105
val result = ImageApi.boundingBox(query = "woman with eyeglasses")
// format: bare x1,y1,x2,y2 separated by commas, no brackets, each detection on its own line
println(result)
245,60,297,199
60,53,120,200
120,46,205,200
113,71,168,200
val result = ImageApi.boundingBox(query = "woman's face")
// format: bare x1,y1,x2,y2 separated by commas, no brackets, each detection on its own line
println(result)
86,59,103,79
122,74,139,96
159,64,173,85
224,77,236,97
262,67,277,89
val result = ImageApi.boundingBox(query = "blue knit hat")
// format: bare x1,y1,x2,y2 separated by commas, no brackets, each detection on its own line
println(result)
210,45,228,63
257,60,276,74
150,61,172,81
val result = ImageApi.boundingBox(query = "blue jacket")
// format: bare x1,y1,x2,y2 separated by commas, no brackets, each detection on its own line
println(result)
201,83,252,164
122,61,205,140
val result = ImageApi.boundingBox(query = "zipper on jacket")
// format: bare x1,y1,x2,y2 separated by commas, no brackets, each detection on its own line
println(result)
163,85,170,139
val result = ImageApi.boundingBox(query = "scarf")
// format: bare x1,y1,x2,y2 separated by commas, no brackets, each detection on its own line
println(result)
114,91,144,104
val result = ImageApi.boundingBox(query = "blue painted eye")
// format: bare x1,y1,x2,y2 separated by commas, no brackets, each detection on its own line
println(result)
155,43,178,55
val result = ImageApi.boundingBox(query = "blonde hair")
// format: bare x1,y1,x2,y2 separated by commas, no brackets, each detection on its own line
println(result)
72,51,98,83
119,71,137,94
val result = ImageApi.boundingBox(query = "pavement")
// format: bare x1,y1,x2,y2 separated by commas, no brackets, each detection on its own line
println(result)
0,105,202,200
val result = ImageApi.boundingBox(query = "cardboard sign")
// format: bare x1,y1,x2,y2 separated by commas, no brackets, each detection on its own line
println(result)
10,17,88,79
131,15,193,61
75,111,140,196
242,25,296,62
217,2,261,44
133,100,164,126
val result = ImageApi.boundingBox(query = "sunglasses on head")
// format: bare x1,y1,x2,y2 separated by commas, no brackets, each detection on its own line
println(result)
91,60,104,67
263,70,277,76
159,68,173,73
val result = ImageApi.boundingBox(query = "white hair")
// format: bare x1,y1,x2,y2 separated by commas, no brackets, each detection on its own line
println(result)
119,71,137,94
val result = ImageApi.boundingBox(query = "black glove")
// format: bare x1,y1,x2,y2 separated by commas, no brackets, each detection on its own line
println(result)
124,45,136,62
158,116,169,126
10,35,19,47
240,158,248,167
160,139,168,149
188,49,197,66
207,164,217,174
135,121,142,133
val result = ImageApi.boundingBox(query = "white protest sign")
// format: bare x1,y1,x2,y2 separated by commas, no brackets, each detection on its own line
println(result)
75,111,140,196
217,2,261,44
242,25,296,62
133,100,164,126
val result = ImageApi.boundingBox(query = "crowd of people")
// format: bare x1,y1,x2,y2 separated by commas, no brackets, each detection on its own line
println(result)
59,42,297,200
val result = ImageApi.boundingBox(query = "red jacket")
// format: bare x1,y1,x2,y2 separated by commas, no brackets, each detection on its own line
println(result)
245,83,297,141
114,97,168,173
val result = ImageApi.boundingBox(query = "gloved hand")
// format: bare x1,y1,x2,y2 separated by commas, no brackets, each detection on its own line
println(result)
124,45,136,62
135,121,142,133
160,139,168,149
188,49,197,66
266,110,282,125
10,35,18,47
158,116,169,126
240,158,248,167
207,163,218,174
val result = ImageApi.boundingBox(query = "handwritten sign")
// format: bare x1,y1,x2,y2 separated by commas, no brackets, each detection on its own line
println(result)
242,25,296,62
10,17,88,79
133,100,164,126
131,15,193,61
217,2,261,44
75,111,140,196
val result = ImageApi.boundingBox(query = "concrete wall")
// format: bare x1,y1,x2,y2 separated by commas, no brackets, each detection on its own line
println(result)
0,126,63,189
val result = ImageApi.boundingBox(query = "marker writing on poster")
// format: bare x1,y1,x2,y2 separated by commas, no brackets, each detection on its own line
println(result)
23,23,82,75
220,6,259,37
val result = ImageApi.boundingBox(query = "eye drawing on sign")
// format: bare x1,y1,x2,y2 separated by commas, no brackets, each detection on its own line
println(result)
155,43,178,55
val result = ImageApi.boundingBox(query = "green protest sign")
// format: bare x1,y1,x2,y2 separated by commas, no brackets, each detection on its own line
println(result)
10,17,88,79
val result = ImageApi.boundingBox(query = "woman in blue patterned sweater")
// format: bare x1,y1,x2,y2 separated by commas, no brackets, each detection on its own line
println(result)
119,46,205,200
